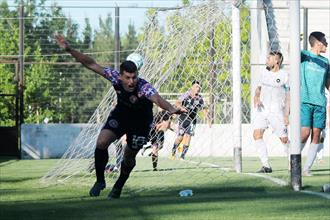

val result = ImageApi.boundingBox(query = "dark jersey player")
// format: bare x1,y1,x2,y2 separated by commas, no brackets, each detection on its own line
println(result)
55,34,186,200
171,80,208,160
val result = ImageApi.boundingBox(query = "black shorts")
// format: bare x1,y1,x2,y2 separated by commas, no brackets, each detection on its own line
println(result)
149,129,165,149
178,119,196,136
103,108,153,151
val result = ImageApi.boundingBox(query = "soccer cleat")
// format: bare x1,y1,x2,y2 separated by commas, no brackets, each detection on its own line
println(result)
257,166,272,173
170,155,176,160
108,187,122,200
89,182,106,197
153,168,158,171
302,170,313,177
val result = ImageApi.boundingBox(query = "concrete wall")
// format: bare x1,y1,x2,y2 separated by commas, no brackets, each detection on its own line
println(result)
21,124,329,159
21,124,88,159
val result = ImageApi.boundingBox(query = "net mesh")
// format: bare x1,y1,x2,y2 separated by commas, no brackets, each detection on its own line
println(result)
41,1,250,187
42,0,312,191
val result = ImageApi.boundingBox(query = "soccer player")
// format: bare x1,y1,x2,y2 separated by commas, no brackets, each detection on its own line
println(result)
300,31,330,176
55,34,186,199
171,80,209,160
252,51,290,173
144,110,173,171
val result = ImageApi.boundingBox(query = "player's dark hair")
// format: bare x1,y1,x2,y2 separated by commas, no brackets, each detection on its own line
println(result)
309,31,327,47
120,60,137,75
192,80,200,85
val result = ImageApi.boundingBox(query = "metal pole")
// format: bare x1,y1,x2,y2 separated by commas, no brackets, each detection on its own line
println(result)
232,2,242,173
289,0,302,191
209,27,216,124
303,8,308,50
114,7,120,70
18,2,25,159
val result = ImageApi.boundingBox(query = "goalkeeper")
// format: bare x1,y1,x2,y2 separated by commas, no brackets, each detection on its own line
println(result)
55,34,186,200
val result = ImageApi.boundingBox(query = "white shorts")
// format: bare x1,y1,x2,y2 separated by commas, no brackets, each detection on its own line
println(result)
252,108,288,138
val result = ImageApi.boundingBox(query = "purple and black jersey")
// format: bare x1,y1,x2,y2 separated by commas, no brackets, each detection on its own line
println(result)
102,67,158,150
178,91,205,124
103,67,157,116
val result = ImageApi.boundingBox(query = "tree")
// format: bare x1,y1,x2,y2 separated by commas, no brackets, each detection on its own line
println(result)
121,21,139,61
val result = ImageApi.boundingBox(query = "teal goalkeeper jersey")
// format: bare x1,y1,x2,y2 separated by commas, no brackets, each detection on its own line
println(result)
301,50,330,107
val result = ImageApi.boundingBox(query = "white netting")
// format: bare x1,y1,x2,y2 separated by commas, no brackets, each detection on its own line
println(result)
42,1,250,187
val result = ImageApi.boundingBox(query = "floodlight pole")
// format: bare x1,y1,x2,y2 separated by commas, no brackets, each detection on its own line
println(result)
232,2,242,173
289,0,302,191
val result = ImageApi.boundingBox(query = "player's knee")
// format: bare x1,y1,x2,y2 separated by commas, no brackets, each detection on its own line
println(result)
301,130,310,142
175,136,183,144
96,139,110,150
253,131,263,140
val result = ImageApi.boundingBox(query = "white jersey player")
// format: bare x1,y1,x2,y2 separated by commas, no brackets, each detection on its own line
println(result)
253,51,290,173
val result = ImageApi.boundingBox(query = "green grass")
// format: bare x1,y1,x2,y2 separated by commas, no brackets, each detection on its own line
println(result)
0,157,329,220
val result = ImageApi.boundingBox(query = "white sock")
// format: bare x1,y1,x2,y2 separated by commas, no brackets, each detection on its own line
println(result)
255,139,270,168
303,143,319,172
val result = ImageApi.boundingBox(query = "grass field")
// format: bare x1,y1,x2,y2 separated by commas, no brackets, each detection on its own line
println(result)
0,157,329,220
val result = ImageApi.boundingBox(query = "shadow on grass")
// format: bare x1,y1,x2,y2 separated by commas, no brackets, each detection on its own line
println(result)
1,184,327,220
0,176,41,183
134,166,219,173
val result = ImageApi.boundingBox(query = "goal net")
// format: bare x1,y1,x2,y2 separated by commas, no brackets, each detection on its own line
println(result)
42,1,252,189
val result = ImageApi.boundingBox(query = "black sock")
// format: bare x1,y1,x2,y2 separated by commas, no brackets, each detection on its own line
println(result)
94,148,109,183
151,154,158,169
181,145,189,158
172,143,179,155
113,160,135,190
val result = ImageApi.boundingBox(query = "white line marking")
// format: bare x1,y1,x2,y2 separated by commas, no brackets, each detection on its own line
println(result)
300,190,330,200
184,159,330,200
243,172,288,186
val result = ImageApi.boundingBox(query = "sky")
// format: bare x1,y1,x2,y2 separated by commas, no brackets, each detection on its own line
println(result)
5,0,207,34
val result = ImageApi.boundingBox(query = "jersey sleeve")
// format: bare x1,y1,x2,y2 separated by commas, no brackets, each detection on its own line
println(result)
103,67,120,85
138,79,158,98
179,92,189,102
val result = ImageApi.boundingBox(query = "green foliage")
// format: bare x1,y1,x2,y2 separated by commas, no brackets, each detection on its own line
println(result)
0,2,252,125
121,22,139,61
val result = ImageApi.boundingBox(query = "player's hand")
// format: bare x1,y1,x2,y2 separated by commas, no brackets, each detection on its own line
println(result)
54,33,70,51
284,115,289,126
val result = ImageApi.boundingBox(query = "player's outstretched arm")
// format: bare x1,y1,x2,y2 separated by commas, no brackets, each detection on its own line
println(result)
54,34,104,76
149,93,187,115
